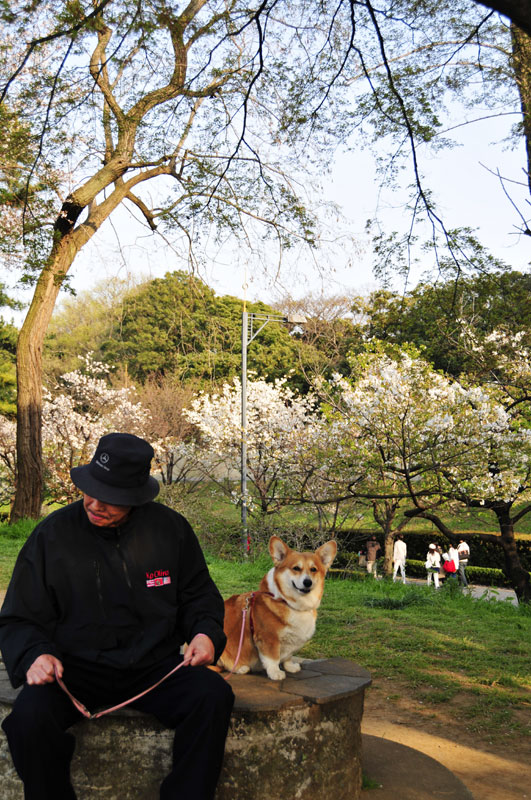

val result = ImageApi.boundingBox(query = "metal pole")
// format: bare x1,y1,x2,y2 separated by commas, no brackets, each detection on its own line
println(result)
241,310,249,555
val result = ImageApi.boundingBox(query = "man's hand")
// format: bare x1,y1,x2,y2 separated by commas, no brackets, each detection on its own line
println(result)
26,654,63,685
183,634,215,667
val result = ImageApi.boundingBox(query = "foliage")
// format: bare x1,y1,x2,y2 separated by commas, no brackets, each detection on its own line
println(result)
361,271,531,378
41,354,151,503
5,0,341,518
0,319,17,416
273,291,365,381
43,275,145,384
184,375,323,514
313,344,531,597
98,271,302,386
3,0,529,521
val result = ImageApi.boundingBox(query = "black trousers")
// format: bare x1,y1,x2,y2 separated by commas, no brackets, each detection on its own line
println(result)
2,654,234,800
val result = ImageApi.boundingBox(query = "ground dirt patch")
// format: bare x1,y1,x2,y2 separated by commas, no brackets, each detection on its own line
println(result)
362,678,530,800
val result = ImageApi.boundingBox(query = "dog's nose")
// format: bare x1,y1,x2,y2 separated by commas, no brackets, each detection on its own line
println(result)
303,577,312,588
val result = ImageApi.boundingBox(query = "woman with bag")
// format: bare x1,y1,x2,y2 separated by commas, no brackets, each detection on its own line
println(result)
443,545,459,583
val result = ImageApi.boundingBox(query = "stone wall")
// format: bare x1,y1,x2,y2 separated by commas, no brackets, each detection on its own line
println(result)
0,658,371,800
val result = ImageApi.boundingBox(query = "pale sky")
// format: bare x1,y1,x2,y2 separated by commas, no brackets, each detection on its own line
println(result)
4,104,531,327
69,110,531,302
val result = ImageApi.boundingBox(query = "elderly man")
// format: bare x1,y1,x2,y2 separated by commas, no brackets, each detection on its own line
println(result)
0,432,234,800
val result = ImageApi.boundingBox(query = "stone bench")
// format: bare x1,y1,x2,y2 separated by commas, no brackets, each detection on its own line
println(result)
0,658,371,800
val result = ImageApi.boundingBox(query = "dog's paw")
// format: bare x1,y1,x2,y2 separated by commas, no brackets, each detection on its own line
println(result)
283,659,301,674
235,665,250,674
266,666,286,681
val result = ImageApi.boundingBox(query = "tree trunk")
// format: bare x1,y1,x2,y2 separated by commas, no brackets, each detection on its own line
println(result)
383,529,394,576
511,23,531,195
11,236,83,520
492,503,531,602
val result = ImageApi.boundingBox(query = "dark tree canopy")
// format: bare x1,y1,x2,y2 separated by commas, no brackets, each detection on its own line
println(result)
46,271,305,387
361,270,531,377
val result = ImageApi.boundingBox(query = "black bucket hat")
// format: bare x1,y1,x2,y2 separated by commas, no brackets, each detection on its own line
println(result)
70,433,160,506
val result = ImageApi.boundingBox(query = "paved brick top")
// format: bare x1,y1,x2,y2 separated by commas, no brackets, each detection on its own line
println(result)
0,657,370,715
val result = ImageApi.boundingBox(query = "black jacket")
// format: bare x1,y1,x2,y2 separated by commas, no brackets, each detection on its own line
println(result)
0,500,226,687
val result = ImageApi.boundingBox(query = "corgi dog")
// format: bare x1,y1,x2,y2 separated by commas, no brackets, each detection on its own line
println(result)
218,535,337,681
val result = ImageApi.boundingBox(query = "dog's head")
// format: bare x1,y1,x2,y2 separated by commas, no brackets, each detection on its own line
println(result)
267,536,337,610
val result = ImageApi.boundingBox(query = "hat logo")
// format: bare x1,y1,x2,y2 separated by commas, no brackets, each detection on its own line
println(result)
96,452,111,472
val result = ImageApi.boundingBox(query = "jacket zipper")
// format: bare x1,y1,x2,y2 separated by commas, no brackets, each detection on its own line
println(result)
114,534,133,590
94,560,106,617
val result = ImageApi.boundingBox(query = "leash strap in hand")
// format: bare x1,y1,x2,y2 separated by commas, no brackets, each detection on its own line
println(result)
54,658,190,720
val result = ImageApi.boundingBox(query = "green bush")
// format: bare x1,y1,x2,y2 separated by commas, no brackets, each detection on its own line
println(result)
405,558,530,588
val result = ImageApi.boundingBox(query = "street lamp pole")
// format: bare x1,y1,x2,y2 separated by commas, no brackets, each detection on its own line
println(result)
241,309,249,554
240,310,305,555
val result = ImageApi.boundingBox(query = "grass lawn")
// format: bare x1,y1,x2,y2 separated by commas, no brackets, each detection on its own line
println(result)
208,554,531,745
1,509,530,748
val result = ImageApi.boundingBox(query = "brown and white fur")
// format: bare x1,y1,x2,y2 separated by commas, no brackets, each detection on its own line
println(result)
217,536,337,680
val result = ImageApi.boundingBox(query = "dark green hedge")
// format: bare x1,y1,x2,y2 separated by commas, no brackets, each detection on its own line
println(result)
405,559,526,588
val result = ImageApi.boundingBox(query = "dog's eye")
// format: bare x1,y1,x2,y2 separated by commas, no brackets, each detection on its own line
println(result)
292,566,302,572
310,567,317,573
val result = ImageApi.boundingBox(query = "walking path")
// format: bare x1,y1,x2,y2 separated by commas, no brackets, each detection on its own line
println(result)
396,576,519,605
361,733,474,799
361,718,529,800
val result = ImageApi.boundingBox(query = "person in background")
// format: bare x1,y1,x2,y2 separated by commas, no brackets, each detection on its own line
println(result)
425,543,441,588
0,432,234,800
457,539,470,588
392,534,407,584
365,536,381,578
446,543,460,582
436,544,446,585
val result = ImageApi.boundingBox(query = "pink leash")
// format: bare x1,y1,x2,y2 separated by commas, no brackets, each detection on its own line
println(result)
55,605,250,719
54,658,191,719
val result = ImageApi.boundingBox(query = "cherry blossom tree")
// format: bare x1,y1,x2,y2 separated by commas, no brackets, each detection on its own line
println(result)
316,347,531,599
184,376,322,516
41,354,152,503
0,416,16,506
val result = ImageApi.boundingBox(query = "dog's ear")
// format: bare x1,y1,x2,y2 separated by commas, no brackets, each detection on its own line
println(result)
316,540,337,570
269,536,290,564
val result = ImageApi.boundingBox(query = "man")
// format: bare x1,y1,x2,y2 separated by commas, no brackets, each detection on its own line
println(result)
392,534,407,584
425,543,441,589
0,432,234,800
365,536,381,578
457,538,470,588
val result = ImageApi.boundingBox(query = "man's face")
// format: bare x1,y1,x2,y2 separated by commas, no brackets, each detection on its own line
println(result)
83,494,132,527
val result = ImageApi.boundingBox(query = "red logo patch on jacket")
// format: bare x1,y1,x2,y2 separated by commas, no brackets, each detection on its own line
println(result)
146,569,171,588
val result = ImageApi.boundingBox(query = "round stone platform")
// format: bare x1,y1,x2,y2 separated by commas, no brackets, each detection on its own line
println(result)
0,657,371,800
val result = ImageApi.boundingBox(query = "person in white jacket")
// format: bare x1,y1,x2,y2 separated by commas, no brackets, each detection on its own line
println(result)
446,545,460,582
457,539,470,587
425,543,441,588
392,534,407,583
